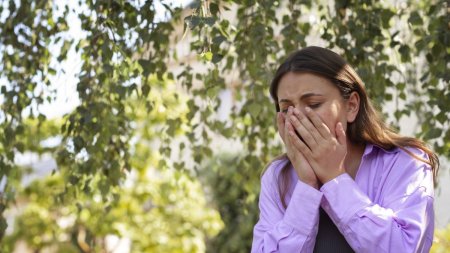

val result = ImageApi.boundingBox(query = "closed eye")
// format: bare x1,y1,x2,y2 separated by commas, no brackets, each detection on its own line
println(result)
309,103,322,109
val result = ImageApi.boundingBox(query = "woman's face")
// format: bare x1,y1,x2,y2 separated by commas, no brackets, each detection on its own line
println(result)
276,72,358,135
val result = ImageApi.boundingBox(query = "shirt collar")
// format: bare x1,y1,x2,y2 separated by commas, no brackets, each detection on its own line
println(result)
363,143,399,157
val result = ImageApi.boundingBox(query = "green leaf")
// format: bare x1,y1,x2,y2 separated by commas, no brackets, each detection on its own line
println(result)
203,51,213,61
69,175,79,185
138,59,154,76
408,11,423,26
210,3,220,15
247,102,261,117
167,119,177,136
103,64,113,73
212,53,224,64
398,45,411,62
206,85,219,99
99,180,110,196
424,128,442,139
141,83,150,97
394,110,402,121
384,93,393,101
16,142,24,153
212,35,226,45
38,114,46,122
73,136,84,152
436,111,446,124
0,216,7,236
184,15,201,30
204,17,216,26
57,40,72,62
102,41,112,62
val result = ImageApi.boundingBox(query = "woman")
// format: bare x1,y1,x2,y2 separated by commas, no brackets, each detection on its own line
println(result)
251,46,439,253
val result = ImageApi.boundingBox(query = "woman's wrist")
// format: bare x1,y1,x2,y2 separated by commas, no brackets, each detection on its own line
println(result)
298,176,319,189
318,171,346,184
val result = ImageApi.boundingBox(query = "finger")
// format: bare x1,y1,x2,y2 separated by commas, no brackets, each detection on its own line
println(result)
285,120,296,154
289,113,315,146
286,116,297,142
288,124,313,159
284,115,293,147
277,112,285,142
304,107,332,138
335,122,346,145
292,146,318,179
289,107,318,146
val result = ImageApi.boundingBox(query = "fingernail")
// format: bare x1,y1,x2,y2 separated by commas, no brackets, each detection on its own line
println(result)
293,108,300,116
305,107,311,113
288,106,293,113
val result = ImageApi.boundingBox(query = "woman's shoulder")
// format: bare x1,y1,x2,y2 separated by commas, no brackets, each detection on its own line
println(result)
261,156,290,185
369,144,429,164
366,143,432,181
368,144,434,195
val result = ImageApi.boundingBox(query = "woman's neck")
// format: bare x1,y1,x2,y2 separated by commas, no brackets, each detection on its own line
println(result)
344,141,366,179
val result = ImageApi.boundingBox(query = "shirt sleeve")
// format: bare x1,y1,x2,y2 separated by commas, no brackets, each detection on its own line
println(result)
320,149,434,253
251,161,323,253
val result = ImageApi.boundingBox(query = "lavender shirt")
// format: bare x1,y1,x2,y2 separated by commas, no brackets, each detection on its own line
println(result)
251,144,434,253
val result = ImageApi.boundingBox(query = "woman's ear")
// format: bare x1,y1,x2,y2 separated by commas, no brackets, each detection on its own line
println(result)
346,91,360,123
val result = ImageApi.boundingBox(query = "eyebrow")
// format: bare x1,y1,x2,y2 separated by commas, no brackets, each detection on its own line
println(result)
278,93,323,103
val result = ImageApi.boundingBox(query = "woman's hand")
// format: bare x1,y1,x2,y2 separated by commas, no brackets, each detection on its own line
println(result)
277,109,319,189
288,107,347,184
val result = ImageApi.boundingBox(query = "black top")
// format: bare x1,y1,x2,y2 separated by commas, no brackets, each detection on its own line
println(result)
313,208,355,253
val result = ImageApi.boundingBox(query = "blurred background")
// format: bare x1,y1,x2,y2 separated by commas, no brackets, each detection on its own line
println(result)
0,0,448,252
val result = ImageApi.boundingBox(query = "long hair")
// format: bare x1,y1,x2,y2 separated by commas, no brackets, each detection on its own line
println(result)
267,46,439,209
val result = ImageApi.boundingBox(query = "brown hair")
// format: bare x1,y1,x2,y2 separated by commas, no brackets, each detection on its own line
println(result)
267,46,439,209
